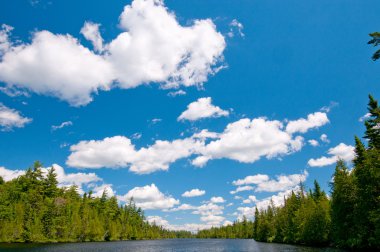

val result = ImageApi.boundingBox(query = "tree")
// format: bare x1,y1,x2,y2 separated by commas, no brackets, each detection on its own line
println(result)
368,32,380,61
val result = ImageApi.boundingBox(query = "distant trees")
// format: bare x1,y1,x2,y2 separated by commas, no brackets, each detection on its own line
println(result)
0,164,192,242
197,217,254,239
199,95,380,250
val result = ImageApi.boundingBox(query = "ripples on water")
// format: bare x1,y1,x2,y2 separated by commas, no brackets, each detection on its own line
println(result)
0,239,345,252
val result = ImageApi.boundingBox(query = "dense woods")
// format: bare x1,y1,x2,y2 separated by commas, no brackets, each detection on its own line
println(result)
195,95,380,250
0,164,191,242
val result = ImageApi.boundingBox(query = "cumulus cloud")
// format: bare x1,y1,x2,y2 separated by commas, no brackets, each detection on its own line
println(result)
227,19,244,38
320,134,330,143
0,166,25,181
178,97,229,121
80,22,104,52
308,139,319,147
242,195,257,204
51,121,73,131
146,215,214,232
286,112,329,134
0,103,31,131
232,171,308,193
67,135,204,174
308,143,355,167
168,90,186,97
0,0,226,106
210,196,225,203
230,185,254,194
67,110,328,173
117,183,179,210
182,188,205,197
0,164,104,195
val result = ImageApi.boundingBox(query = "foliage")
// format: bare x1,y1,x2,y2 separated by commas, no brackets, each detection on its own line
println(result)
0,166,192,243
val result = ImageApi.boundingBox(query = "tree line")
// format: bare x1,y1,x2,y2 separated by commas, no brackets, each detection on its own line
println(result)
196,95,380,250
0,164,192,242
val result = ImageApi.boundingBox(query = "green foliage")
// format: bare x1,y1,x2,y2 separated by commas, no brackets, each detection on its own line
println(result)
368,32,380,61
0,166,192,243
197,217,254,239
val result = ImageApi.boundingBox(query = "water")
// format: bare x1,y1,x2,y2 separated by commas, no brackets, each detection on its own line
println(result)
0,239,345,252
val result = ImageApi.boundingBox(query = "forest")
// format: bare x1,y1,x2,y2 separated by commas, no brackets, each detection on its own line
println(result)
196,95,380,249
0,164,192,242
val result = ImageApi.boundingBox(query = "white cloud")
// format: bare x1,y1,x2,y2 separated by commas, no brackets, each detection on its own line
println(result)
286,112,329,134
117,183,179,210
168,90,186,97
308,143,355,167
178,97,229,121
0,166,25,181
0,0,226,106
308,139,319,147
193,118,304,167
0,164,104,195
227,19,244,38
230,185,254,194
232,174,269,186
80,21,104,52
242,195,257,204
67,136,203,174
200,215,225,225
210,196,225,203
359,112,371,122
232,171,308,193
182,188,205,197
320,134,330,143
166,203,197,212
0,103,32,131
146,215,214,232
67,111,328,173
0,24,13,55
51,121,73,131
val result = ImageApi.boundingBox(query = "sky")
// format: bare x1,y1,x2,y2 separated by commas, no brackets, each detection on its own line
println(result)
0,0,379,232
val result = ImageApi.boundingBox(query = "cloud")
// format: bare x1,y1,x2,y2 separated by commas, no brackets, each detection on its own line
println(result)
168,90,186,97
286,112,329,134
232,170,308,193
308,139,319,147
67,135,204,174
230,185,254,194
227,19,244,38
51,121,73,131
0,24,13,55
242,195,257,204
117,183,179,210
193,118,305,167
67,110,328,173
182,188,205,197
0,29,114,106
200,215,225,225
210,196,225,203
0,166,25,181
359,113,371,122
0,164,104,195
178,97,229,121
80,21,104,52
0,0,225,106
308,143,355,167
320,134,330,143
0,103,32,131
232,174,269,186
146,215,214,232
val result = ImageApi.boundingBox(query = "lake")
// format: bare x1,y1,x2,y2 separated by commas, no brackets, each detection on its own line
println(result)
0,239,345,252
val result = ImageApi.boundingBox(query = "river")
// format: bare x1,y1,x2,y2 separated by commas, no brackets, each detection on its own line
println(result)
0,239,345,252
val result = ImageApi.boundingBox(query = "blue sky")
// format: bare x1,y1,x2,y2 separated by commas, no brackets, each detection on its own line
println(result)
0,0,379,231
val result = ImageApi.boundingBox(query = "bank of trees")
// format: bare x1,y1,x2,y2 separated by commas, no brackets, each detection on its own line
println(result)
197,216,254,239
198,95,380,250
0,164,191,242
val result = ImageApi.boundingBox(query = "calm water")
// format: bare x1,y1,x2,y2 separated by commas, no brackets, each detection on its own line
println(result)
0,239,345,252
